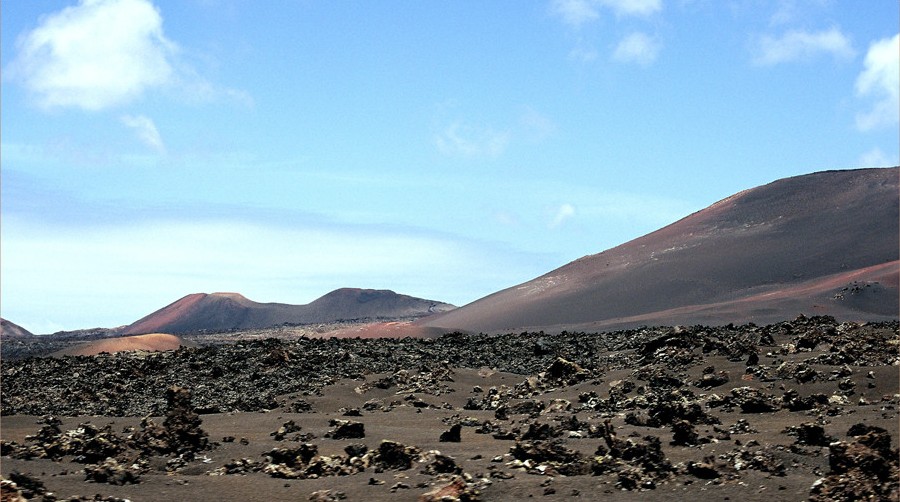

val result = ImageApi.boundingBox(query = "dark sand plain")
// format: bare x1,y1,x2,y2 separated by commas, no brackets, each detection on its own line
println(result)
2,316,898,501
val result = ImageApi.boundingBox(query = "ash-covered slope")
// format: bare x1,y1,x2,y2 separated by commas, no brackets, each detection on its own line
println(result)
0,318,34,338
419,167,899,333
124,289,455,335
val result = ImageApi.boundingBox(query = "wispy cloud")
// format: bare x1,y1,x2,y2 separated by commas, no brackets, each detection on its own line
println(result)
857,147,898,168
855,34,899,132
551,0,662,64
568,42,599,62
600,0,662,17
551,0,600,28
612,31,661,66
121,114,166,154
434,121,510,158
5,0,249,111
549,203,576,228
550,0,661,28
752,27,855,65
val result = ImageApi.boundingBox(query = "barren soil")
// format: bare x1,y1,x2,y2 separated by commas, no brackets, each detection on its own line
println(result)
2,316,898,501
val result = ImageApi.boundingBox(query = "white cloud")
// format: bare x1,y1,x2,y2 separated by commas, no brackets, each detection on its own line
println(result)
550,0,660,27
612,32,661,66
121,114,165,154
5,0,250,111
551,0,600,27
6,0,176,110
753,27,855,65
434,121,510,158
857,147,898,168
550,203,576,228
855,34,900,132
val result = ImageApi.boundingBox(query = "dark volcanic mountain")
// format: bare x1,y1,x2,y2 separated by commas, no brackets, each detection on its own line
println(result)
418,167,899,334
0,318,34,338
123,289,455,335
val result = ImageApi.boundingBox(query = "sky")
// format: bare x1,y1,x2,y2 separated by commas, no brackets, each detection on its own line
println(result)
2,0,898,334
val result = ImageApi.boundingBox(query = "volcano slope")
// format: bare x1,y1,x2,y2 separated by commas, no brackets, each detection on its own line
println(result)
416,167,898,334
1,316,898,501
0,319,34,339
123,288,455,335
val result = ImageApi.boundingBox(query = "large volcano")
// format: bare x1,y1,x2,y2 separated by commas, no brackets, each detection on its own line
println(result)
123,288,455,335
416,167,898,334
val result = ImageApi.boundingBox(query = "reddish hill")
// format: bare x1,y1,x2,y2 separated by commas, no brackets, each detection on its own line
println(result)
123,289,455,335
0,318,34,338
416,167,899,334
51,333,188,357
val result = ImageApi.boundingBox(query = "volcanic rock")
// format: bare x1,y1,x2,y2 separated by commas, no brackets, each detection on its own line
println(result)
325,420,365,440
372,440,421,471
83,458,141,485
419,476,479,502
810,424,899,501
439,424,462,443
730,387,781,413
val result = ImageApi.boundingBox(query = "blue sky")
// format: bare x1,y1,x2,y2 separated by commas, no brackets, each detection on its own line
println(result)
2,0,898,334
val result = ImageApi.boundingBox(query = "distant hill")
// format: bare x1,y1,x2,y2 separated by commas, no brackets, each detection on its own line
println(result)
414,167,898,334
123,288,455,335
51,333,189,357
0,318,34,338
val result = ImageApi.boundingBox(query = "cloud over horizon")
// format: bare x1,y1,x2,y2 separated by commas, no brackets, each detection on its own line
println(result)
1,215,548,332
857,147,897,168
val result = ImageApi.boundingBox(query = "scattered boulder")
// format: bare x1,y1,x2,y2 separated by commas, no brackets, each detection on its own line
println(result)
439,424,462,443
270,420,303,441
325,420,365,440
3,472,47,501
783,422,833,446
419,476,479,502
671,420,700,446
308,489,346,501
372,440,421,471
695,370,729,389
592,421,674,488
730,387,780,413
810,425,899,501
543,357,589,386
421,451,462,475
686,458,721,479
84,458,141,485
509,440,589,476
130,386,209,455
